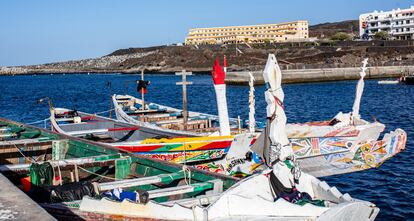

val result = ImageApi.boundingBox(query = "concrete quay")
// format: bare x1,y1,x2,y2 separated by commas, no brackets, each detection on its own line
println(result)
0,173,56,220
225,65,414,85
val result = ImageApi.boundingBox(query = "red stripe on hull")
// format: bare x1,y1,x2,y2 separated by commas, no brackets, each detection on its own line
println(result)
116,144,164,152
196,140,233,150
108,127,139,132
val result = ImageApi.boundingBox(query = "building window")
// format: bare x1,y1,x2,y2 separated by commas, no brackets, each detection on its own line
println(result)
407,20,411,24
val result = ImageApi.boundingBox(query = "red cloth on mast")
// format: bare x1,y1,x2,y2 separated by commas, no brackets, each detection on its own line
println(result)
137,80,149,94
212,58,226,85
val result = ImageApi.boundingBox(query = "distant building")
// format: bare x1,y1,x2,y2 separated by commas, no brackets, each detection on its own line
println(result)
360,6,414,40
185,20,309,45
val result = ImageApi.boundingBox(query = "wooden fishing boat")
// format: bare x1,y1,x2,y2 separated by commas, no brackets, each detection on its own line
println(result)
378,80,399,84
50,107,245,165
401,75,414,84
112,60,387,144
49,105,407,178
112,98,406,178
0,118,379,220
45,57,407,179
198,56,407,177
112,94,247,137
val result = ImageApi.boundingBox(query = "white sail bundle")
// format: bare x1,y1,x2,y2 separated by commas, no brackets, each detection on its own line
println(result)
248,72,256,133
352,58,369,122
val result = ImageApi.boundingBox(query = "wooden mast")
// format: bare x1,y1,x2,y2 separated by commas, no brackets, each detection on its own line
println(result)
141,69,145,111
175,69,193,130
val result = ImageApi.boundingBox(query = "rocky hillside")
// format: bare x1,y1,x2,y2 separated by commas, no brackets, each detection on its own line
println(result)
309,20,359,39
2,21,414,75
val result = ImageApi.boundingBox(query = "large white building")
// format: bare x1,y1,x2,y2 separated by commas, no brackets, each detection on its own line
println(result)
185,21,309,45
359,6,414,40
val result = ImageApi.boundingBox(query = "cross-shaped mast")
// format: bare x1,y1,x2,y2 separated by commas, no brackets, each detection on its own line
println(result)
175,69,193,130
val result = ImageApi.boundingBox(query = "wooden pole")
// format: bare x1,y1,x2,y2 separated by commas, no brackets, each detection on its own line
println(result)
141,70,145,111
109,83,113,119
70,171,75,182
237,115,241,134
175,69,193,131
182,70,188,129
74,164,79,182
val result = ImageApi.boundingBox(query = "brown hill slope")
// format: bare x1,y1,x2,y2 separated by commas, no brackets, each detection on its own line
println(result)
309,20,359,39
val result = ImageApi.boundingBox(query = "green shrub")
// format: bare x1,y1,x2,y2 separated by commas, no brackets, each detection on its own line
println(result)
331,32,352,41
373,31,389,40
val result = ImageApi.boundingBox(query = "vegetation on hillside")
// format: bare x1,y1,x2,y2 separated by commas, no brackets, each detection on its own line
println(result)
330,32,352,41
373,31,389,40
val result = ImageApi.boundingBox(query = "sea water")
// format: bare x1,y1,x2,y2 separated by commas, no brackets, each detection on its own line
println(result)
0,73,413,220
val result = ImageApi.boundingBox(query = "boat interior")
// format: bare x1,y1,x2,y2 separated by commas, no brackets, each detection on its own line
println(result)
0,119,238,220
0,119,380,220
114,95,249,134
52,108,160,143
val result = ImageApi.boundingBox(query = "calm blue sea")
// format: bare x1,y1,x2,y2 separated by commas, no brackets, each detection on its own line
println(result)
0,74,413,220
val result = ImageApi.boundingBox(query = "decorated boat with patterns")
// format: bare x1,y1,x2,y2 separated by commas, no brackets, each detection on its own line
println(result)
111,57,407,178
49,107,253,167
112,94,246,137
45,56,407,179
0,115,379,220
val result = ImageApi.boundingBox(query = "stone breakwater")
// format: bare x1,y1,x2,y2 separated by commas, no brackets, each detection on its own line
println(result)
226,66,414,85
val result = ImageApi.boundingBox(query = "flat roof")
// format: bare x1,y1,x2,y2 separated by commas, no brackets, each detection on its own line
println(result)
189,20,308,31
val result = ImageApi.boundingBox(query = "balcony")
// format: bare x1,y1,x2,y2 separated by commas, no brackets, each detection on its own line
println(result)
392,29,414,35
366,16,392,23
393,14,414,20
393,22,414,27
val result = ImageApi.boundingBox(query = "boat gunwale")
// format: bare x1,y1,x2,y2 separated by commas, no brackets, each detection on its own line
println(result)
0,117,241,184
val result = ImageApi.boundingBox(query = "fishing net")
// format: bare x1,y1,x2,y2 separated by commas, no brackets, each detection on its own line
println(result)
29,162,54,186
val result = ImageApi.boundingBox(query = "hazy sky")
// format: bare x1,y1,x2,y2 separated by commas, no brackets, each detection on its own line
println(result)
0,0,412,66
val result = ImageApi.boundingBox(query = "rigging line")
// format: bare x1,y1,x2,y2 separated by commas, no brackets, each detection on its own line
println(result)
26,118,50,125
10,142,36,163
94,108,115,115
56,161,63,185
182,165,192,185
77,165,119,181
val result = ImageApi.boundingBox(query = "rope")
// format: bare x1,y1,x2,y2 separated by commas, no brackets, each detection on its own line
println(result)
192,205,197,221
56,162,63,185
183,141,187,165
182,165,192,185
25,109,112,127
26,118,50,125
94,109,114,115
143,167,149,177
77,165,119,181
10,142,36,163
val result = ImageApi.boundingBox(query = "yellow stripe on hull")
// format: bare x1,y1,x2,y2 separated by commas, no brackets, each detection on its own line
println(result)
141,136,234,144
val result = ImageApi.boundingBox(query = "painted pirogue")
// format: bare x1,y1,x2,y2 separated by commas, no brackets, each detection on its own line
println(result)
45,57,407,178
0,117,378,220
0,55,386,220
50,107,248,164
49,105,407,178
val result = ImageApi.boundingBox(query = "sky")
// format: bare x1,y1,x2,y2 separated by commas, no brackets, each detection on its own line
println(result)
0,0,412,66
